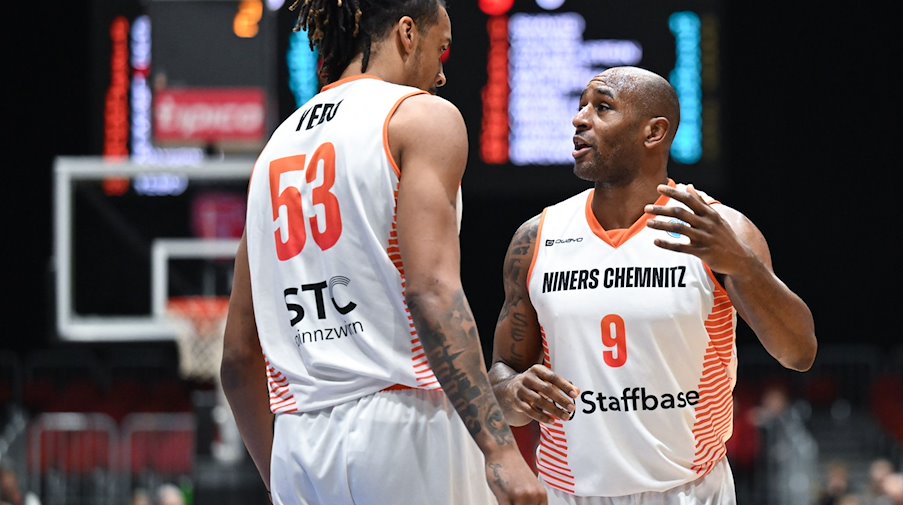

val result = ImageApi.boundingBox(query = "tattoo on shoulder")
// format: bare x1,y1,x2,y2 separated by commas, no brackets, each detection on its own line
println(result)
509,218,539,257
503,219,538,284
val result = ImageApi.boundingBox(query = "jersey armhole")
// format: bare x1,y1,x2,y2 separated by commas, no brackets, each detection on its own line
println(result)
382,90,429,178
703,264,729,298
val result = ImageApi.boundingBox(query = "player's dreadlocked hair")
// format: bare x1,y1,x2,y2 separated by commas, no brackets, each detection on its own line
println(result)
289,0,446,85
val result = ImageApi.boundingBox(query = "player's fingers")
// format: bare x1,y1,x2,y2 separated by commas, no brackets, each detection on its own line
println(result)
525,366,578,406
644,204,706,230
651,238,692,254
645,217,696,236
524,386,574,421
515,387,569,423
530,398,568,424
655,184,712,215
546,372,579,399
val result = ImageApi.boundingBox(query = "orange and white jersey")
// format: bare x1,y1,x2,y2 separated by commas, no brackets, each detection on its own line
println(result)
245,76,447,414
527,180,738,497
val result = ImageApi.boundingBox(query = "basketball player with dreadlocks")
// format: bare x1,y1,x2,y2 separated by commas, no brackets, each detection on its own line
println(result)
220,1,547,504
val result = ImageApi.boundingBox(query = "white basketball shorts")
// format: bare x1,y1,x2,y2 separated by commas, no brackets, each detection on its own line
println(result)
269,387,499,505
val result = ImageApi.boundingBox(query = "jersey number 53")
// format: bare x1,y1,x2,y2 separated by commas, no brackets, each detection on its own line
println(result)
269,142,343,260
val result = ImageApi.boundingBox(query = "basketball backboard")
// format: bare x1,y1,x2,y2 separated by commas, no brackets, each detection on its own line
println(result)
53,156,251,341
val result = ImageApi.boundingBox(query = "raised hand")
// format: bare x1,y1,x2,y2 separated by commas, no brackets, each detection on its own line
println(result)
644,184,757,277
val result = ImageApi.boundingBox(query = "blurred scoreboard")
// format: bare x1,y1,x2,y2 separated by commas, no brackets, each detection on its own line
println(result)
64,0,722,341
440,0,724,198
93,0,281,163
90,0,721,189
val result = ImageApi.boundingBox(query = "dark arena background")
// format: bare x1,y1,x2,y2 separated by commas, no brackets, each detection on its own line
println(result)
4,1,900,504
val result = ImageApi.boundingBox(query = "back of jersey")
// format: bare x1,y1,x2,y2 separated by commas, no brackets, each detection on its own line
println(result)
244,75,440,414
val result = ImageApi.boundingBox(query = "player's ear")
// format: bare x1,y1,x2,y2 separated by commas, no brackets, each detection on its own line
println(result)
396,16,417,56
644,117,670,146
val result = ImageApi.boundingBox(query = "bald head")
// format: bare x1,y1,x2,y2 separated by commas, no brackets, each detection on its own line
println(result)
587,66,680,141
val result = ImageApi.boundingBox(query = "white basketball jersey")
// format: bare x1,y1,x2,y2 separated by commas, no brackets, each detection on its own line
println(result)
527,181,738,497
245,76,448,414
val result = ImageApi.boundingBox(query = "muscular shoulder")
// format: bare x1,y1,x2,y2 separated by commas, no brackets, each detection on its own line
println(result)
711,203,758,237
390,94,466,144
388,94,466,166
711,202,771,263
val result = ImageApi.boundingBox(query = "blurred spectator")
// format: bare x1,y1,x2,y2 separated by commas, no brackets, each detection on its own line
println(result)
727,393,762,500
0,465,40,505
754,382,819,505
156,483,186,505
130,488,152,505
839,494,866,505
817,460,854,505
864,458,896,505
728,393,761,469
880,473,903,505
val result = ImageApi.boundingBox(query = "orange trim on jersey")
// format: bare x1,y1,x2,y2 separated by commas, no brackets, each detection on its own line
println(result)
387,181,440,390
264,355,300,414
537,420,576,493
382,90,430,178
691,285,736,475
584,179,676,248
703,264,728,293
536,326,575,493
381,384,415,392
320,73,381,92
526,210,548,288
605,228,627,242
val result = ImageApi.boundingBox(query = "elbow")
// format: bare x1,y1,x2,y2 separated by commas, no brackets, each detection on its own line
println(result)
220,345,261,391
780,336,818,372
404,283,457,328
219,355,242,392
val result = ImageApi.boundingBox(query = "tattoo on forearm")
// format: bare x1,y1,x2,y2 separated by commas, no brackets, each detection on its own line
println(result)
487,462,507,490
408,291,514,447
511,312,530,343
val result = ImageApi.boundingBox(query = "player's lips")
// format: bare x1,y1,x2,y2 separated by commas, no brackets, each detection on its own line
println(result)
573,136,592,159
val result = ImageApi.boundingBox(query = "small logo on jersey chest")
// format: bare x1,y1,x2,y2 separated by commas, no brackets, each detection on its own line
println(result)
544,237,584,246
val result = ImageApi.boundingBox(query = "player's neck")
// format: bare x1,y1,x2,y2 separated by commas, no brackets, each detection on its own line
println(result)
339,42,408,86
591,177,667,230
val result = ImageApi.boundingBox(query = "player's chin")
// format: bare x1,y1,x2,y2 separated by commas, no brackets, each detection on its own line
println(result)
573,163,597,182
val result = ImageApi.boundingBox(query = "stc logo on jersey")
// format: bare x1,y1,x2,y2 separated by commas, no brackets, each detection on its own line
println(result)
284,275,364,347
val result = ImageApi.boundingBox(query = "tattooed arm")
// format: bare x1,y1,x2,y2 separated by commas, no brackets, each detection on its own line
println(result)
391,94,546,504
490,216,579,426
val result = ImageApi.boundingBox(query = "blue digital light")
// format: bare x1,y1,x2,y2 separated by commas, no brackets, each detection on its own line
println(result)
288,29,320,109
669,11,703,165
